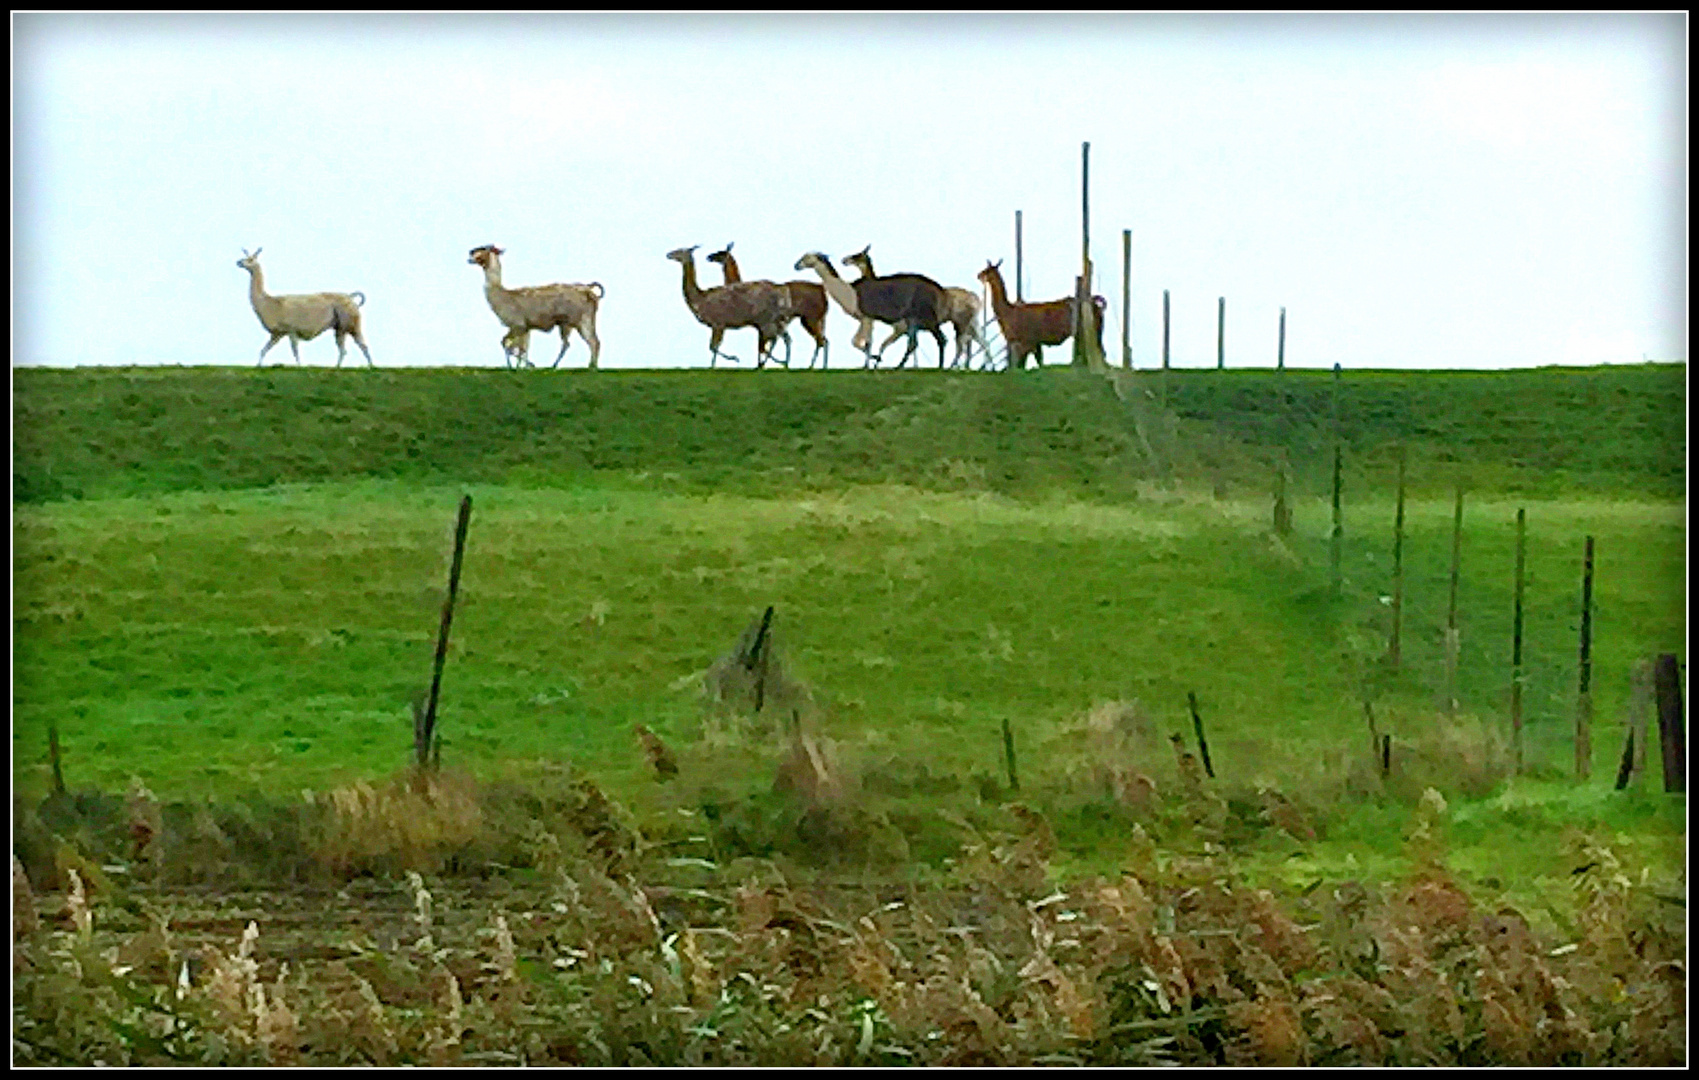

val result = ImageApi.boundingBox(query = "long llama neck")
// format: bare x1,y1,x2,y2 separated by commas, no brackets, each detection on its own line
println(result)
479,256,509,301
677,255,706,313
245,265,277,319
983,267,1014,320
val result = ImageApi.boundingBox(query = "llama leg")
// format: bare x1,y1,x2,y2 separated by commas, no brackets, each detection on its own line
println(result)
582,321,600,370
258,333,284,365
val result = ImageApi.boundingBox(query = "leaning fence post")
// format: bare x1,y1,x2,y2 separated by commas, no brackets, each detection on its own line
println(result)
1654,652,1684,793
745,605,776,714
1187,691,1216,779
420,494,473,771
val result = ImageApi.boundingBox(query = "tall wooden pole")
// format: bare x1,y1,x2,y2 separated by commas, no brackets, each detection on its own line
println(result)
1511,508,1526,775
1162,290,1171,369
1081,141,1090,273
1277,307,1286,370
1015,210,1023,303
1217,297,1225,369
1121,229,1132,370
1161,289,1171,407
1075,141,1100,369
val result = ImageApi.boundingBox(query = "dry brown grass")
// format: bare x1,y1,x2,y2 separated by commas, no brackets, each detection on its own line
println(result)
313,769,483,877
10,763,1685,1066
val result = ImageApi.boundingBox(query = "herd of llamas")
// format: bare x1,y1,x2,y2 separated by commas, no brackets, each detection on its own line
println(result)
235,244,1107,372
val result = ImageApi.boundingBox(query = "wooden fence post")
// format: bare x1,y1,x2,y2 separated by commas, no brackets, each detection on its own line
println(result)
1073,142,1105,371
1331,363,1343,594
1081,141,1089,272
1654,652,1685,793
1002,717,1020,793
1162,289,1170,370
1217,297,1225,369
1389,447,1406,670
1627,657,1653,785
420,493,473,771
1277,307,1286,370
747,605,776,714
1444,486,1464,717
1187,691,1216,779
1122,228,1132,370
1015,210,1023,303
48,724,66,796
1575,536,1595,780
1511,507,1526,775
1161,289,1171,407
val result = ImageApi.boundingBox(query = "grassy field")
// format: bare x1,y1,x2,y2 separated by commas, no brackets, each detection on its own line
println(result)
14,364,1686,867
11,363,1686,1064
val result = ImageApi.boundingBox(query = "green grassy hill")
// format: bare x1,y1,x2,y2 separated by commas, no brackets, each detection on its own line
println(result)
13,363,1686,505
10,362,1688,908
11,363,1688,1073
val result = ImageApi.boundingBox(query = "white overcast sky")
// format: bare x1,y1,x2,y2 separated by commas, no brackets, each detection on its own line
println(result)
11,12,1688,371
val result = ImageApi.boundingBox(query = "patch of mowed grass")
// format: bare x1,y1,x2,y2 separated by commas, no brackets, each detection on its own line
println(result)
13,365,1175,504
13,363,1685,506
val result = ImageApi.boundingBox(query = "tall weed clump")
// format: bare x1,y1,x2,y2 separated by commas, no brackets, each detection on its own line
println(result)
312,770,483,878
